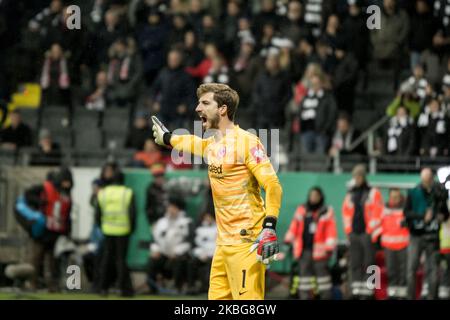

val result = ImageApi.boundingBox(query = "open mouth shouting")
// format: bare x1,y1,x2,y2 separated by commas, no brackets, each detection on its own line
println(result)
199,113,208,128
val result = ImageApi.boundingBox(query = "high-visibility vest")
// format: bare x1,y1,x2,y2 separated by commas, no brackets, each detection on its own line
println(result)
440,219,450,254
284,205,337,260
380,207,410,251
98,185,133,236
342,187,383,242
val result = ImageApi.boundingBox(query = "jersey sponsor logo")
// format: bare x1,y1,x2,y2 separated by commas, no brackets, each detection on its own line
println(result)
250,146,267,164
208,163,223,175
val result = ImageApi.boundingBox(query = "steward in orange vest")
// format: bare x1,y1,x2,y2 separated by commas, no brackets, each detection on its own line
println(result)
285,187,337,299
379,188,409,299
342,164,383,299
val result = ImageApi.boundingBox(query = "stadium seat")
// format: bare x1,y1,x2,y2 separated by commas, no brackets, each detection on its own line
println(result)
71,109,100,129
0,149,16,165
104,130,127,150
109,149,135,167
73,127,103,151
40,107,70,131
101,108,130,133
72,150,108,167
51,129,73,149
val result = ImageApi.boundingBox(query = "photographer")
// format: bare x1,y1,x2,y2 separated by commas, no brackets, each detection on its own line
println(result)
405,167,449,299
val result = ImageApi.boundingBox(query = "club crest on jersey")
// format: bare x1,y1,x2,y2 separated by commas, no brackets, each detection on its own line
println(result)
217,146,226,159
250,145,267,164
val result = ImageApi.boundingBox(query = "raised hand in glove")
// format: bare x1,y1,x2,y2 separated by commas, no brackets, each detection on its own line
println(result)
250,216,279,265
151,116,172,147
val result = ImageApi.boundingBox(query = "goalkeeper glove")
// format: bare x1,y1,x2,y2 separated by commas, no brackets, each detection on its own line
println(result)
250,216,279,265
151,116,171,147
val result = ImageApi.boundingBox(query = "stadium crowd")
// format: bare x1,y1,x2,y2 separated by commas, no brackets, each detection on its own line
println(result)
0,0,449,167
1,0,450,300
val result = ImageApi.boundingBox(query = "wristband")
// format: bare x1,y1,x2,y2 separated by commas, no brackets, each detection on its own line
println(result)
163,132,172,146
263,216,277,230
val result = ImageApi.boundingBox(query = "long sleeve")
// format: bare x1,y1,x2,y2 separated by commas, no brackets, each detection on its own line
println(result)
169,134,213,158
245,139,283,219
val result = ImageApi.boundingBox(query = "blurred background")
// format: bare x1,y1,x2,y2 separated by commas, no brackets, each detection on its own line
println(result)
0,0,450,300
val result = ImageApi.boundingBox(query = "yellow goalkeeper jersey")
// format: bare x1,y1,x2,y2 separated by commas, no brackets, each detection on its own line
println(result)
170,125,282,245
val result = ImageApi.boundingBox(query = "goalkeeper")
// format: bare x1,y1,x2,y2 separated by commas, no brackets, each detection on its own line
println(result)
152,83,283,300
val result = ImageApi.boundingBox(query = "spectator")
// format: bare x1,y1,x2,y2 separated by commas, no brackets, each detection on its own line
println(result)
404,168,449,299
400,64,429,101
417,98,450,157
222,0,242,57
183,30,204,68
16,167,73,291
439,217,450,300
198,14,222,46
303,0,333,38
342,164,383,299
384,105,417,156
290,37,317,83
370,0,410,89
322,14,341,51
341,0,370,83
386,86,421,119
151,48,196,129
148,196,193,294
379,188,410,299
106,37,143,107
442,73,450,115
187,0,206,36
40,43,71,107
97,9,127,58
432,0,450,55
125,111,152,150
202,54,233,86
233,36,261,106
251,50,292,129
30,128,62,166
85,71,109,111
0,109,32,150
136,9,169,86
28,0,63,37
132,138,163,168
187,212,217,294
168,14,190,48
409,0,439,70
284,187,337,300
298,74,337,155
96,164,135,297
331,42,359,115
186,43,218,81
280,0,311,45
329,113,365,157
253,0,280,41
145,163,168,224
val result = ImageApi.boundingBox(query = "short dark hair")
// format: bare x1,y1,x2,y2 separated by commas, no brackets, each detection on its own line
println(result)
196,83,240,121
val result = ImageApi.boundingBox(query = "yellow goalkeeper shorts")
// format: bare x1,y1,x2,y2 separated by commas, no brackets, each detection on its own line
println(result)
208,242,266,300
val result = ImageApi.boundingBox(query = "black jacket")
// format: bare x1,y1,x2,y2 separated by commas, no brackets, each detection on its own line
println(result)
384,117,417,156
151,66,196,121
251,70,292,127
146,182,168,224
0,123,32,147
299,89,338,135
